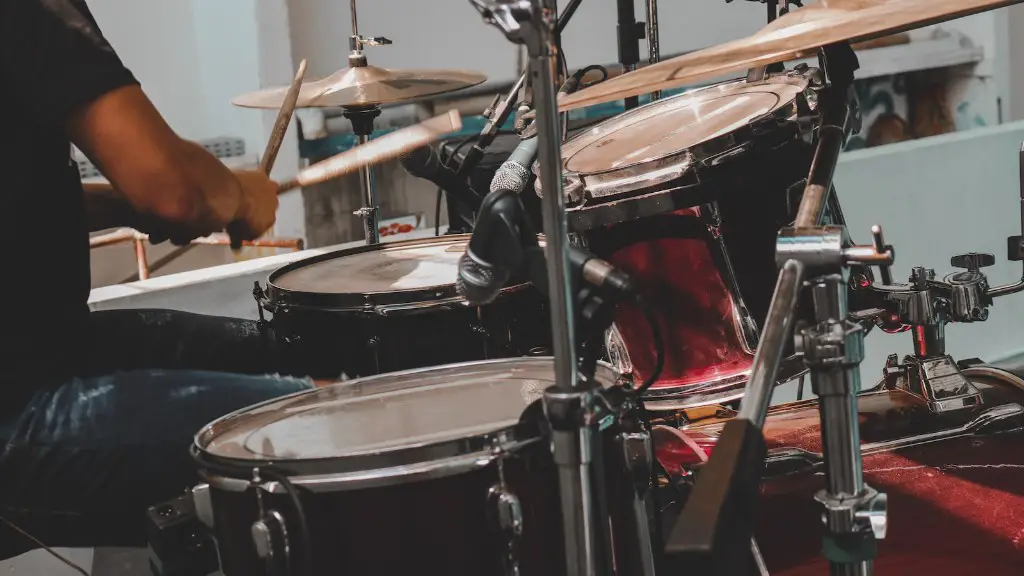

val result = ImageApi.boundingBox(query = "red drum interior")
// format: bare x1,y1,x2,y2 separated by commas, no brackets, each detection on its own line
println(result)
603,216,754,391
652,372,1024,574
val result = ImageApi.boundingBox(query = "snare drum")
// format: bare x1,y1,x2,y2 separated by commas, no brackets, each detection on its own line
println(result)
653,364,1024,575
192,358,649,576
539,69,853,407
257,235,551,379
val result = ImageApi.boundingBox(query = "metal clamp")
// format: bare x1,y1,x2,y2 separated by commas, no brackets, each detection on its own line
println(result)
815,487,887,539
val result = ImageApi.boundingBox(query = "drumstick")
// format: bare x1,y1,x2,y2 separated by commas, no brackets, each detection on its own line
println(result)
232,59,308,253
260,58,307,175
275,110,463,193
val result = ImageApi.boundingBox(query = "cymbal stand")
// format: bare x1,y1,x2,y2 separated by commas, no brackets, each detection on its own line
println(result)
645,0,661,101
471,1,600,575
345,0,391,244
616,0,645,110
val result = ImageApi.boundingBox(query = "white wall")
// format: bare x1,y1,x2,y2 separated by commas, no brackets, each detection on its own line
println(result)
84,0,306,240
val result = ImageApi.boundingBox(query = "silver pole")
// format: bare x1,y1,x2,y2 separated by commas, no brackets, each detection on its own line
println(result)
737,258,805,428
528,0,593,574
356,134,380,245
350,0,360,45
531,0,578,394
645,0,661,101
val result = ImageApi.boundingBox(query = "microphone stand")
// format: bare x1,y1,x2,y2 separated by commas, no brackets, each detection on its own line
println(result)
457,0,583,178
472,1,603,575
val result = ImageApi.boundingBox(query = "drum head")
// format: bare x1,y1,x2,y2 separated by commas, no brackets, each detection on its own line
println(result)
274,239,465,295
545,72,811,204
195,358,619,482
265,235,528,311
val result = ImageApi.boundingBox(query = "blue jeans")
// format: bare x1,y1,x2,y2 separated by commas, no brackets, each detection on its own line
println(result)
0,310,313,558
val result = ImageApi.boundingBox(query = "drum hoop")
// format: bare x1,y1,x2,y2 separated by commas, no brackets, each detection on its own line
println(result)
264,234,528,312
193,357,620,488
544,71,815,205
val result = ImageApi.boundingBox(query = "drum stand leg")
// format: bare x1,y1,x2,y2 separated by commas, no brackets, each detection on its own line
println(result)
798,273,886,576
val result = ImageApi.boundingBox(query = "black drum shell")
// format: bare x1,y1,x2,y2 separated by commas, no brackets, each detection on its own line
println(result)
199,423,645,576
267,287,551,379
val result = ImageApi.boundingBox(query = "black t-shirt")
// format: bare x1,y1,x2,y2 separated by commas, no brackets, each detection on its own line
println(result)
1,1,138,393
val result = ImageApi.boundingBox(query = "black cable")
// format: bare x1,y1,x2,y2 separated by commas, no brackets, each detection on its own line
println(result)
258,468,313,576
630,293,664,396
434,187,443,236
436,135,479,233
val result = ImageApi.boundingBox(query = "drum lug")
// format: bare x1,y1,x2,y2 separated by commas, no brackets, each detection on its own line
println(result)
487,484,523,576
251,510,291,573
191,483,214,529
621,431,653,491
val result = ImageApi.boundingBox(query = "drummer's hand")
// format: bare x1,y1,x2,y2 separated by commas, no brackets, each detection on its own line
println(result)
226,169,279,243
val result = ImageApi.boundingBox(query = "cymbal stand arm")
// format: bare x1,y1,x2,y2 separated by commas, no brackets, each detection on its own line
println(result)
616,0,644,110
472,3,599,576
645,0,661,101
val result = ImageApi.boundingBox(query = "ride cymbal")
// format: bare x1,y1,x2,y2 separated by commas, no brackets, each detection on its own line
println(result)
558,0,1020,112
233,65,487,109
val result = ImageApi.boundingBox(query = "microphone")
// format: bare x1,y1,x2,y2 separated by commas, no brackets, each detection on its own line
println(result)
399,145,485,211
489,136,539,196
456,188,632,305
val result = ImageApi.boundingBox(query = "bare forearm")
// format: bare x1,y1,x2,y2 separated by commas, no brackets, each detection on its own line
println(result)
69,86,244,232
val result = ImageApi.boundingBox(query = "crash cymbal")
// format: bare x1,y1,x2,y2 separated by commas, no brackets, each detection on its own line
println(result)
558,0,1020,112
233,65,487,109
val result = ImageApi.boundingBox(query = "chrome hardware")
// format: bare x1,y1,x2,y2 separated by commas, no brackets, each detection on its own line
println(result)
814,486,887,540
488,481,524,576
605,324,634,376
887,355,983,413
251,518,273,560
191,483,214,530
251,510,290,568
944,254,993,322
870,225,892,284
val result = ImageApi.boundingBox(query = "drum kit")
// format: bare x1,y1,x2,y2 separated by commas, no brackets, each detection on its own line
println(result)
150,0,1024,575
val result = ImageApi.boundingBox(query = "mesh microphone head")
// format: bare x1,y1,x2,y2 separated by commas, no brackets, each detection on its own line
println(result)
399,144,438,177
456,250,509,306
490,162,532,195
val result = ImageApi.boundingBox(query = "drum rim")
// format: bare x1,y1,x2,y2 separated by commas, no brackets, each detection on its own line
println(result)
193,357,620,490
263,234,530,312
538,70,815,207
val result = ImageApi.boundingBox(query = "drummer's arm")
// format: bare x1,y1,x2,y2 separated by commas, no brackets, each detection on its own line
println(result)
70,86,245,238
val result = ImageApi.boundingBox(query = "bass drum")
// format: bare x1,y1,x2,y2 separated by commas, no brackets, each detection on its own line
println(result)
191,357,651,576
651,363,1024,575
